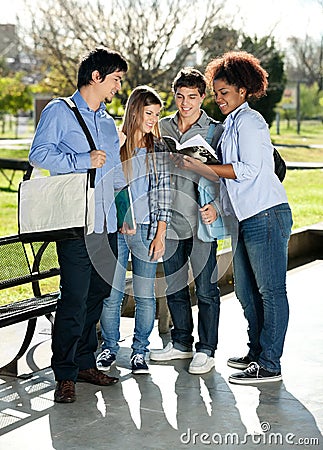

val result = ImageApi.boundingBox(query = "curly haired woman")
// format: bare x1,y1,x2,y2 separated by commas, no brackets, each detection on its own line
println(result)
176,51,293,384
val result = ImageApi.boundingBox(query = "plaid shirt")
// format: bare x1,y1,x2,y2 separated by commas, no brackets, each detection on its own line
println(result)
147,138,172,239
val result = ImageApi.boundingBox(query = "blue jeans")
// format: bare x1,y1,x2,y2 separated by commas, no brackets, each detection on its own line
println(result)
233,203,293,372
100,224,157,356
163,237,220,356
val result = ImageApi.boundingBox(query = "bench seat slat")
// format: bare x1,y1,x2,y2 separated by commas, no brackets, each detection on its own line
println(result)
0,269,60,289
0,292,59,328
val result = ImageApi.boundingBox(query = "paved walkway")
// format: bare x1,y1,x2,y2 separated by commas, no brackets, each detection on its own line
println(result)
286,161,323,169
0,260,322,449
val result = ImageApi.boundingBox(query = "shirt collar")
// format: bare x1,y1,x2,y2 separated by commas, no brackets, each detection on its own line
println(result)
225,101,249,124
71,90,107,113
171,109,210,128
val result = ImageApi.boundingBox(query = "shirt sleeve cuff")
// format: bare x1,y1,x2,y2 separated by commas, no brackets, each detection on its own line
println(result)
75,152,92,170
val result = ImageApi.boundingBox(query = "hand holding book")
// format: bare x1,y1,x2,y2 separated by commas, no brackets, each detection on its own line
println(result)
163,134,220,165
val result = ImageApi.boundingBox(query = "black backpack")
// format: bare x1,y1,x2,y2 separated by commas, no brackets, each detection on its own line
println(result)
273,148,287,182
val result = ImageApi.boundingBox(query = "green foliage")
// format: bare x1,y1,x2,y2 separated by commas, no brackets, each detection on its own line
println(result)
240,36,286,126
299,83,323,119
277,83,323,121
0,73,33,116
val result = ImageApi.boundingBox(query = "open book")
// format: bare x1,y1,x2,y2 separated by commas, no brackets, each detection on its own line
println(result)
114,185,136,230
163,134,220,165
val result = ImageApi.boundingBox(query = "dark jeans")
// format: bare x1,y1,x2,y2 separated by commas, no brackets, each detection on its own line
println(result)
163,237,220,356
233,203,293,372
52,232,117,381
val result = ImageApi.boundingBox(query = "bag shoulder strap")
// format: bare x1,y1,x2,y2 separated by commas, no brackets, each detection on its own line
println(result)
60,97,96,151
24,98,98,182
60,97,96,186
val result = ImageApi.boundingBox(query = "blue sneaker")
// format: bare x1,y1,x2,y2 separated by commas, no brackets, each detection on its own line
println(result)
131,354,149,374
96,349,116,371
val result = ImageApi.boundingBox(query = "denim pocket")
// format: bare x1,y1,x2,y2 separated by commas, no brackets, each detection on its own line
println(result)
274,204,293,238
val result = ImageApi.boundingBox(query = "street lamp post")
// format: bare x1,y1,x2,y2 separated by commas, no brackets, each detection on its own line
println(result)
296,80,301,134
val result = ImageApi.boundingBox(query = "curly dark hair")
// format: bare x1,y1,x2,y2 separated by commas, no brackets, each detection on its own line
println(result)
205,51,268,99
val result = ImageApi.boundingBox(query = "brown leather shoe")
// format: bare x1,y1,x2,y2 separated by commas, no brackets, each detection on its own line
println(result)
77,367,119,386
54,380,76,403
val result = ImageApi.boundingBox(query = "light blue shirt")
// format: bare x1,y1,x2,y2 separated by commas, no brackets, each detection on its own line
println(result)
130,148,150,224
29,90,126,233
220,102,288,221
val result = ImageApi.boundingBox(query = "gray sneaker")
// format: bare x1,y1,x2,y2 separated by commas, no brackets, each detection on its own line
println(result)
149,342,193,361
188,352,215,375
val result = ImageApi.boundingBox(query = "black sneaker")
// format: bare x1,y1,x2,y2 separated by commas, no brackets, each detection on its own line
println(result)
227,355,252,370
131,354,149,374
229,362,282,385
96,349,116,371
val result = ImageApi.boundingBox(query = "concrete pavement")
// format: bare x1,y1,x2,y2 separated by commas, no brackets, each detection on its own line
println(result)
0,260,322,449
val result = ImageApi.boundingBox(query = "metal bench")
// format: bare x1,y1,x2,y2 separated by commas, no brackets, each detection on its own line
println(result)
0,158,30,189
0,235,60,377
0,234,172,378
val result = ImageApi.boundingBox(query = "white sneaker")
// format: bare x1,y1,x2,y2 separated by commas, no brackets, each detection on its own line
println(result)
188,352,215,374
149,342,193,361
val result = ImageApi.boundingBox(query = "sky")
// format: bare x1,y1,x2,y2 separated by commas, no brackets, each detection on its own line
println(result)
1,0,322,44
226,0,322,43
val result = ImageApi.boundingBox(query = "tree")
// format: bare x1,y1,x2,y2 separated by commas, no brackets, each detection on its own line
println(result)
0,73,32,136
18,0,285,124
286,36,323,91
299,82,323,120
199,26,240,66
242,36,286,126
20,0,227,104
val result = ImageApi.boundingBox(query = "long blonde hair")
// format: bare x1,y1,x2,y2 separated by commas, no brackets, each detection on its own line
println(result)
120,85,163,181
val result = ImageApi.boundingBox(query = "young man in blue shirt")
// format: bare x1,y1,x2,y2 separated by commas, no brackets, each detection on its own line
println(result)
29,47,128,403
150,68,224,374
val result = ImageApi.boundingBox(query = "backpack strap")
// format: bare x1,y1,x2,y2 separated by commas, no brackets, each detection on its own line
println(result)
205,120,224,163
205,122,216,146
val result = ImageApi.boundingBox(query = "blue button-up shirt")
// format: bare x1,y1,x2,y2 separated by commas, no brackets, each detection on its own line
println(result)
220,102,288,221
29,90,126,233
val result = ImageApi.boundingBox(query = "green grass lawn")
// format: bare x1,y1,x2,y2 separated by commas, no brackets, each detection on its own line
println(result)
283,169,323,229
0,148,29,159
0,121,322,305
270,119,323,146
0,122,322,235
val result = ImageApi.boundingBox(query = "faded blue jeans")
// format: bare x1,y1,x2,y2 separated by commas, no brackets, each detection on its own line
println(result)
163,236,220,357
233,203,293,372
100,224,157,357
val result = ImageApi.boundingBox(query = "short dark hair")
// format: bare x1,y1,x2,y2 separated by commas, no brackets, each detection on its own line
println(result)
77,47,128,89
172,67,206,96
